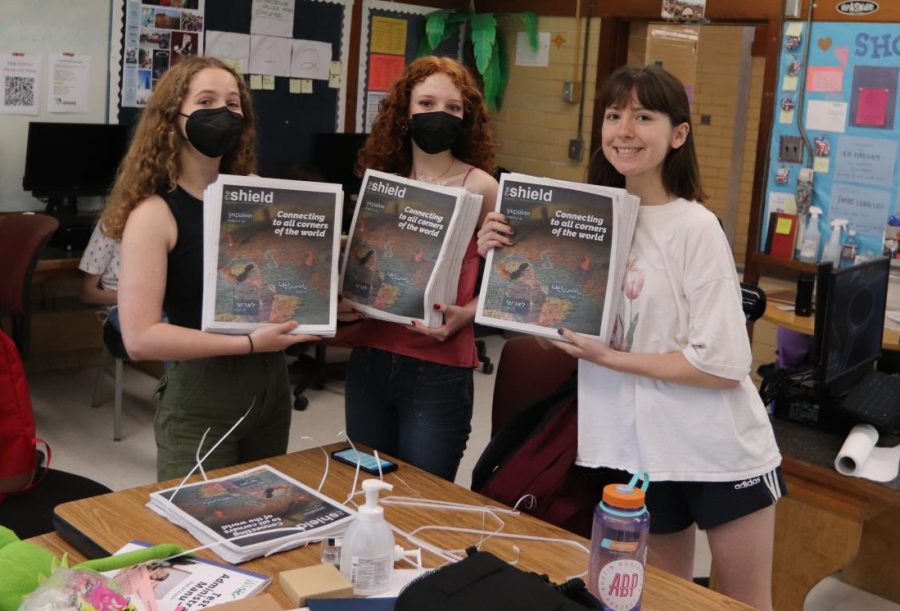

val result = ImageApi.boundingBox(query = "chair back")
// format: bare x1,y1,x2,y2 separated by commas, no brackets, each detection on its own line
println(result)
0,214,60,354
491,335,577,437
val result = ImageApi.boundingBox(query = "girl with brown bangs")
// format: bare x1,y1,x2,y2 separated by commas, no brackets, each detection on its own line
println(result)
103,56,317,481
479,65,781,610
340,56,499,482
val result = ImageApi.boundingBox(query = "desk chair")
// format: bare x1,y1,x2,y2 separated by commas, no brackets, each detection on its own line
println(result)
91,320,130,441
490,335,577,438
0,467,111,539
0,214,60,357
287,343,347,410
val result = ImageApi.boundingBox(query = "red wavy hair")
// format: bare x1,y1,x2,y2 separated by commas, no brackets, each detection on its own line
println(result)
101,56,257,239
356,56,496,177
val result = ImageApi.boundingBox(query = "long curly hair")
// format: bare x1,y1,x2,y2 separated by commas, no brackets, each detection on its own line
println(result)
356,56,496,177
101,56,257,239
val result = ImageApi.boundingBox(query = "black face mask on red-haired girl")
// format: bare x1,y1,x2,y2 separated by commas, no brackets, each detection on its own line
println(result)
408,111,463,154
180,106,244,158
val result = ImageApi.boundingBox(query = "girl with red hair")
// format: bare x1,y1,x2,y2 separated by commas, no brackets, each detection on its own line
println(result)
342,56,498,481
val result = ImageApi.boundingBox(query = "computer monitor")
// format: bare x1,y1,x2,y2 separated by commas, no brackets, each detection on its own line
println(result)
22,122,130,217
813,257,891,392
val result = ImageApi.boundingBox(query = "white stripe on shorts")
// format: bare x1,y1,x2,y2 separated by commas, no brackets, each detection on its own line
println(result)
762,469,782,502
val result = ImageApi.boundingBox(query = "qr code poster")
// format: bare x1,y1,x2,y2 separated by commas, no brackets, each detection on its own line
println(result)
0,53,41,115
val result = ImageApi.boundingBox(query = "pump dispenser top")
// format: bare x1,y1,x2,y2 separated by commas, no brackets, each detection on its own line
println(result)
360,479,392,517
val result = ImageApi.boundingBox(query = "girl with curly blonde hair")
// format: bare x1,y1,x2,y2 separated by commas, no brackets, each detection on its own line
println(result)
341,56,499,482
106,56,316,480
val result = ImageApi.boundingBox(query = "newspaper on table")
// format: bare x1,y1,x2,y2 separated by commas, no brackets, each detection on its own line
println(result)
202,174,344,337
476,172,640,342
147,465,355,564
340,169,483,327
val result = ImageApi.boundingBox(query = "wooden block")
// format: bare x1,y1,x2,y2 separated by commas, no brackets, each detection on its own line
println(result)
279,564,353,607
208,593,283,611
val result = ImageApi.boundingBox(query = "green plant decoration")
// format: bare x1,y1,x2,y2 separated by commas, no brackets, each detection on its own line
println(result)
420,10,538,111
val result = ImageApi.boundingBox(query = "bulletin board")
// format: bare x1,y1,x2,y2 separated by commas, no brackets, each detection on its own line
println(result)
111,0,353,178
763,21,900,259
356,0,460,133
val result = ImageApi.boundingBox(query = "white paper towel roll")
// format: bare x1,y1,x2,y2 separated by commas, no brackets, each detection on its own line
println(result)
834,423,900,482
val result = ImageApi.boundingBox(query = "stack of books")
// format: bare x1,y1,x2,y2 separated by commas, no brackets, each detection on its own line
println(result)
106,540,271,610
201,174,344,337
340,169,483,327
475,173,639,342
147,465,355,564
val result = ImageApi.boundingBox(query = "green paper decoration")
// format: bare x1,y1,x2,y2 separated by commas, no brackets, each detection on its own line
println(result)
419,10,539,111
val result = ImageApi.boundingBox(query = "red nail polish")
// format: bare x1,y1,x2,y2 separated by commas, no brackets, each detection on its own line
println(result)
433,304,441,310
557,328,564,336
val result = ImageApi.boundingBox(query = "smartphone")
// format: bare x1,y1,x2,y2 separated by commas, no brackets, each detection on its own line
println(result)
331,447,398,474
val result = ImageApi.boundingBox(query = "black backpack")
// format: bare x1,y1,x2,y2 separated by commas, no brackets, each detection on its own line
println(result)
396,548,602,610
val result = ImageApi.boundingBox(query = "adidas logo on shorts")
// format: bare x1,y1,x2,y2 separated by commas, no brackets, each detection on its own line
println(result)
733,477,761,490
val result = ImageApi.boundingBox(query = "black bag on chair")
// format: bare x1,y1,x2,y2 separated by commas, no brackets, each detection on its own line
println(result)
396,548,602,610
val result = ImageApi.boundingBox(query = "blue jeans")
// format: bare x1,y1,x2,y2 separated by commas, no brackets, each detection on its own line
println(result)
106,305,121,333
345,347,474,482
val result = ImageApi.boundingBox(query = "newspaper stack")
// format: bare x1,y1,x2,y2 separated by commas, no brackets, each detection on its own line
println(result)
340,169,483,327
476,172,640,342
201,174,344,337
147,465,355,564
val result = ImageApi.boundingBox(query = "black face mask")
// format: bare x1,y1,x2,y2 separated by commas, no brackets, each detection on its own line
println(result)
408,111,463,154
180,106,244,158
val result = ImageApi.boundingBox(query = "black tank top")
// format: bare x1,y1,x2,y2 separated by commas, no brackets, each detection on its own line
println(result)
161,186,203,330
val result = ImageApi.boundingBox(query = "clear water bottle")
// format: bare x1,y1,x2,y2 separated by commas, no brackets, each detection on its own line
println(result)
588,471,650,611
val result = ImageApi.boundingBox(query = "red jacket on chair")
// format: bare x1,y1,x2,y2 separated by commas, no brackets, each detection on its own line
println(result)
0,329,49,501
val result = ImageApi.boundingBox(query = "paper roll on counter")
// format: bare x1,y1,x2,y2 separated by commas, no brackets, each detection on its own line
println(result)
834,423,900,482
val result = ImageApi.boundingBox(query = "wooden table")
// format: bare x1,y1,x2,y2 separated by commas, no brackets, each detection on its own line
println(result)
772,418,900,610
762,301,900,351
33,247,82,283
50,447,751,610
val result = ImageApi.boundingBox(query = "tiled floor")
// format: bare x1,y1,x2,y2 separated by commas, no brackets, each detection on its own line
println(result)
24,335,899,610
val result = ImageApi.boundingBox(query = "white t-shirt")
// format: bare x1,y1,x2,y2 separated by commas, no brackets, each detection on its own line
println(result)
78,222,120,293
577,199,781,482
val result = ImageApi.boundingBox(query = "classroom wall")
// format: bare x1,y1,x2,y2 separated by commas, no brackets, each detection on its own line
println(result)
692,26,763,268
0,0,112,213
488,15,602,183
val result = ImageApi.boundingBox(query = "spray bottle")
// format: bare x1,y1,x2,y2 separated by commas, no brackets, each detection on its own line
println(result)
822,219,848,265
339,479,394,595
798,206,823,263
794,167,814,260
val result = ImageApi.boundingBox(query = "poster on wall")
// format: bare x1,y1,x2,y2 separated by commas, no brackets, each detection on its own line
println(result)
47,53,91,114
357,0,462,133
121,0,205,108
763,22,900,262
661,0,706,21
0,52,41,115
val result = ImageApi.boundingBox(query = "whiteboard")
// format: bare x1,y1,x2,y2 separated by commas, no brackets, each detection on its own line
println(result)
0,0,112,212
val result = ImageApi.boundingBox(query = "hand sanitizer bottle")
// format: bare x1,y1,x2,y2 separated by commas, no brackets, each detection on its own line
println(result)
339,479,394,595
